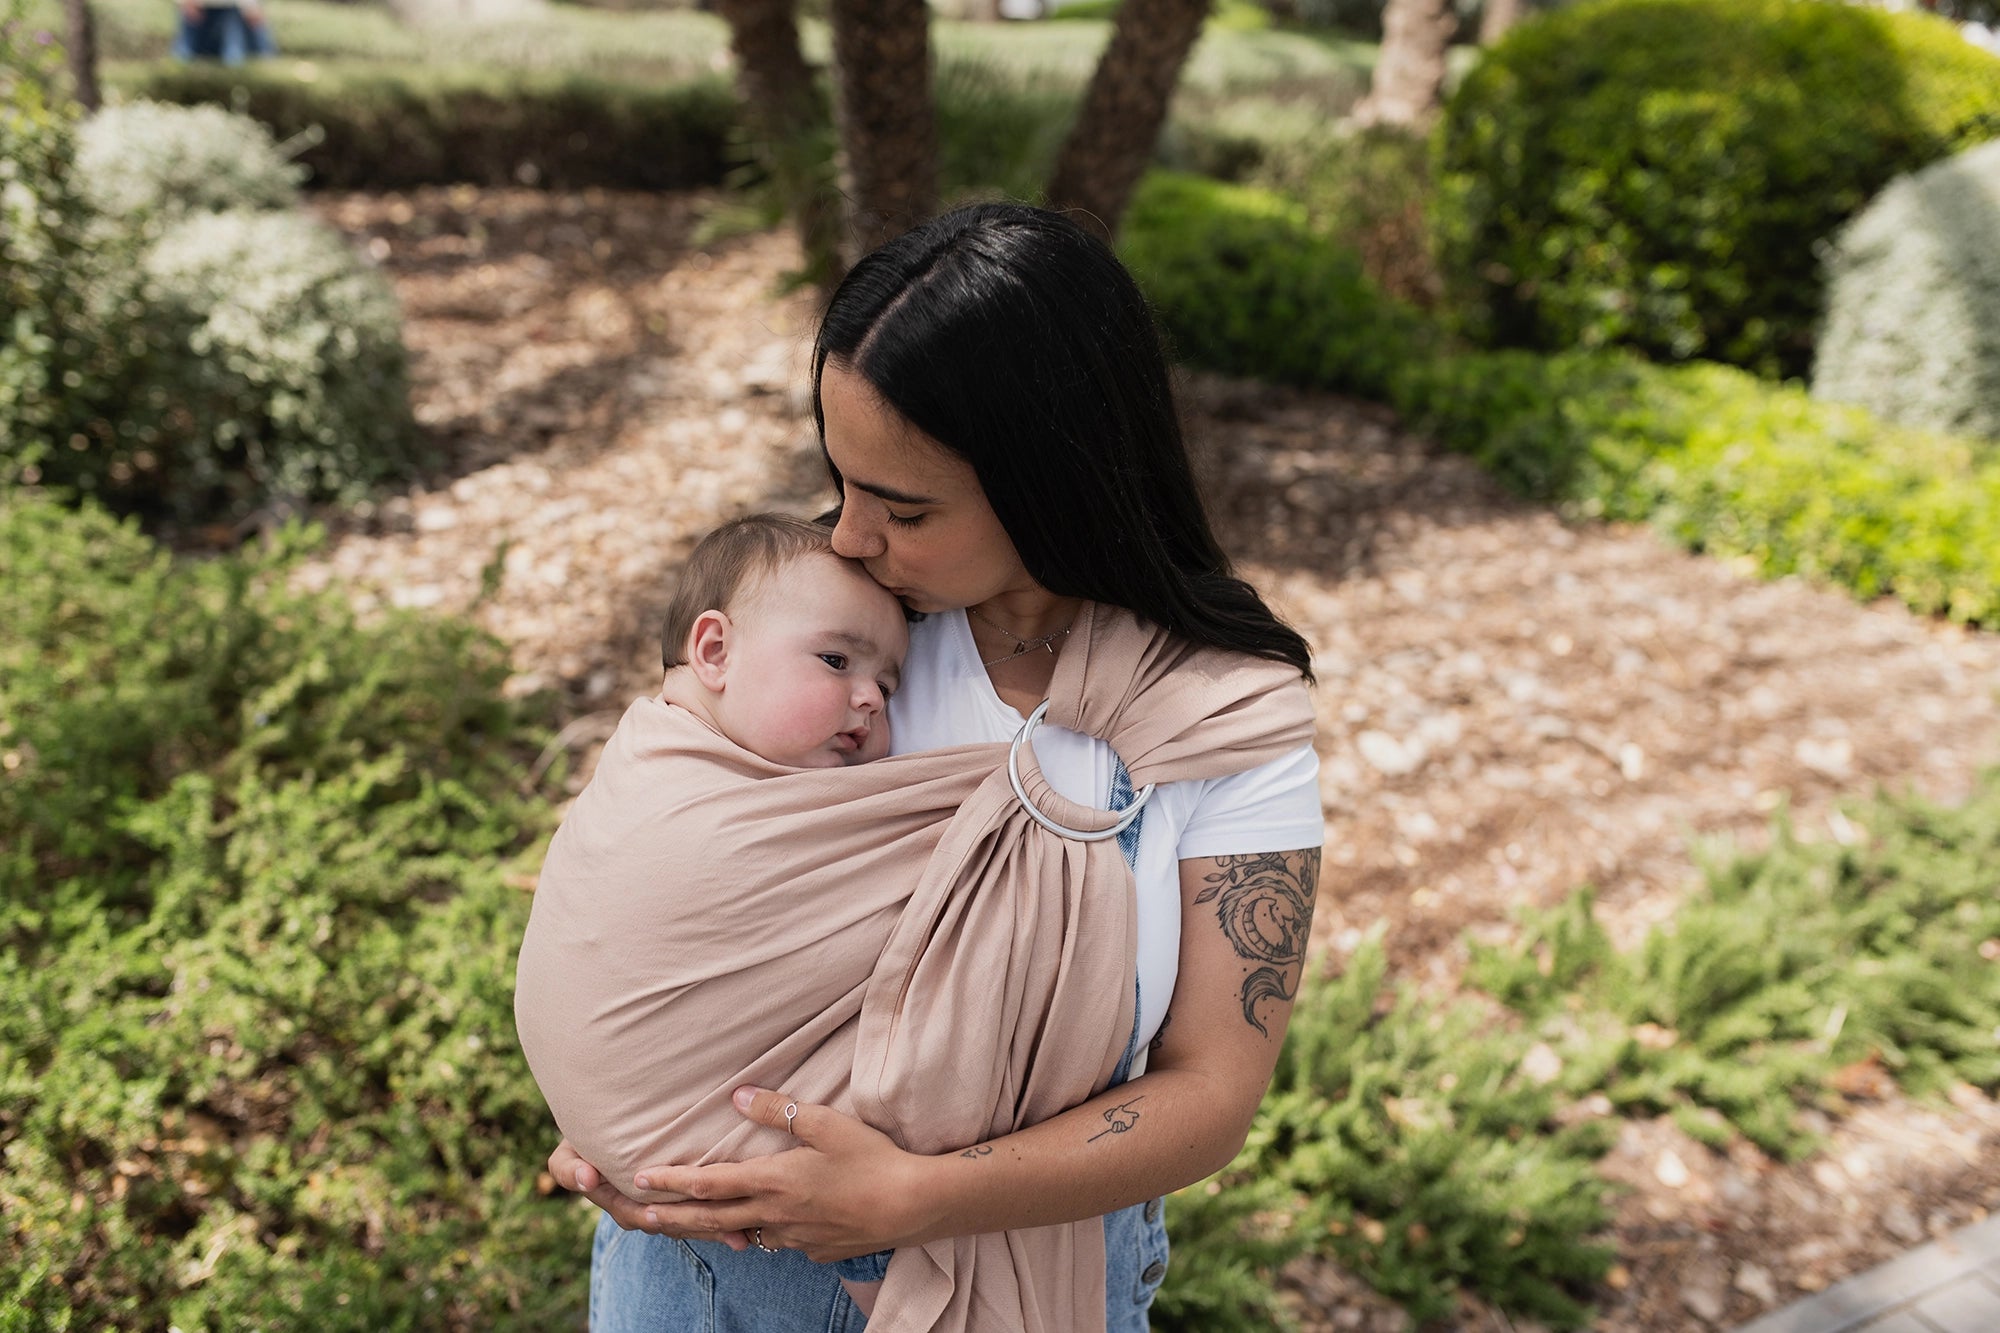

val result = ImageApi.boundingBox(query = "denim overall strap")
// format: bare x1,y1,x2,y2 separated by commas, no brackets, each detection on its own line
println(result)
1101,755,1169,1330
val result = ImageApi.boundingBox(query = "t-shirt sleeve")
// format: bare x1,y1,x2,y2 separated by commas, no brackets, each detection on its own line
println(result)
1175,741,1324,861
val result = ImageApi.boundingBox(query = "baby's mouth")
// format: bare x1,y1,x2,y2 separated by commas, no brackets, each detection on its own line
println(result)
836,727,869,752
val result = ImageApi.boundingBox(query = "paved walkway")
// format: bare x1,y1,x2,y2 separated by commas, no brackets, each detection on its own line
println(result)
1733,1214,2000,1333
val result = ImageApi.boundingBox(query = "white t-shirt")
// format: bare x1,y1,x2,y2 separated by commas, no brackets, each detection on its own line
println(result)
888,611,1323,1067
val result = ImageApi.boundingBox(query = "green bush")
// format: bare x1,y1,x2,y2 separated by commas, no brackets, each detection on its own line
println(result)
1392,349,2000,623
4,67,423,525
1812,137,2000,443
1434,0,2000,377
1470,776,2000,1158
1244,935,1616,1329
0,494,583,1330
128,208,423,520
1120,171,1430,402
75,100,305,223
116,61,738,191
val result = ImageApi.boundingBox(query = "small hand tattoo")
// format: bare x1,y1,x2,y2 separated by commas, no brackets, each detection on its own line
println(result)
959,1145,993,1160
1087,1097,1145,1142
1195,848,1321,1036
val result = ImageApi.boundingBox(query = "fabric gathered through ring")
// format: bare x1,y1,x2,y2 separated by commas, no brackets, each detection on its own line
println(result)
1007,700,1154,842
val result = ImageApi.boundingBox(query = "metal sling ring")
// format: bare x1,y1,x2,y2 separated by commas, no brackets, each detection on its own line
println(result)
1007,700,1155,842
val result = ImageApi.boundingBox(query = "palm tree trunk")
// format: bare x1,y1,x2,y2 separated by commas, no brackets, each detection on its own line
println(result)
1479,0,1525,45
827,0,938,257
64,0,100,112
1045,0,1211,240
1352,0,1455,129
712,0,847,286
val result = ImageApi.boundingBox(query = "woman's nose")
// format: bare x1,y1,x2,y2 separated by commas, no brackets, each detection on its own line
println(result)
830,505,882,559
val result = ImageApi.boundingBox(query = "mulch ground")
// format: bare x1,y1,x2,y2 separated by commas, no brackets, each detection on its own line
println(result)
303,186,2000,1332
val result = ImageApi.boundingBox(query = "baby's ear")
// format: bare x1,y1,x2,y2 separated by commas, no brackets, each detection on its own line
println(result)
686,610,732,691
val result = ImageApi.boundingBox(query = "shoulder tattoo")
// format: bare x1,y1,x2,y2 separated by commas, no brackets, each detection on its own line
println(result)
1194,848,1321,1036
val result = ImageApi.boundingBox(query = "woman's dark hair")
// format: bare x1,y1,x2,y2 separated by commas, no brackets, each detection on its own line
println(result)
812,202,1314,682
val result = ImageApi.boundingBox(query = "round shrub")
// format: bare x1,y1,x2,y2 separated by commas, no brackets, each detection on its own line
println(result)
75,100,304,224
1812,138,2000,443
121,209,424,519
1434,0,2000,378
1120,171,1429,402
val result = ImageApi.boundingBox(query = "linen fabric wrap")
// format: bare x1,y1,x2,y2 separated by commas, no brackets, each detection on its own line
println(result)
514,602,1316,1333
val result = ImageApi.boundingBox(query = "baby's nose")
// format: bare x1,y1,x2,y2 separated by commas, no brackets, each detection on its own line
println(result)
855,681,885,713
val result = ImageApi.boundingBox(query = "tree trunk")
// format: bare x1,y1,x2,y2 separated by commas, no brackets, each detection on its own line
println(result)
1045,0,1211,240
1352,0,1455,130
711,0,848,286
63,0,100,112
1478,0,1525,45
827,0,938,258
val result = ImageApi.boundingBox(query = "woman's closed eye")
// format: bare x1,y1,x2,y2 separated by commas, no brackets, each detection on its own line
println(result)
885,510,925,528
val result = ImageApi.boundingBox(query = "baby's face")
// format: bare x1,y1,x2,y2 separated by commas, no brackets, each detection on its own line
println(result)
716,554,907,769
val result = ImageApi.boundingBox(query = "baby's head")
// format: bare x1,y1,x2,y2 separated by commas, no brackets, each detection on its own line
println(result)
660,513,907,768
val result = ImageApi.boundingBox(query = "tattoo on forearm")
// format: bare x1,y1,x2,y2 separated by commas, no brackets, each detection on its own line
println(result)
1195,848,1321,1036
959,1145,993,1160
1087,1096,1145,1142
1148,1010,1172,1055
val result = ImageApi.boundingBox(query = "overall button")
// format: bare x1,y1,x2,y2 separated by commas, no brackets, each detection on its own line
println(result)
1140,1260,1167,1285
1142,1198,1162,1224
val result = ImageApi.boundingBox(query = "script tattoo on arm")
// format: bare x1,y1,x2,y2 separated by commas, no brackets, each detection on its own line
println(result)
1194,848,1322,1037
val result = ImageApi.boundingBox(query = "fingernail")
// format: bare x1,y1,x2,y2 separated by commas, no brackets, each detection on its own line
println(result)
577,1165,598,1189
732,1086,757,1111
634,1174,650,1190
645,1208,660,1228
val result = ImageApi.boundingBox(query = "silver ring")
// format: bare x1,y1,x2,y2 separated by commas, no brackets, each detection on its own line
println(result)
753,1227,778,1254
783,1101,798,1133
1007,700,1154,842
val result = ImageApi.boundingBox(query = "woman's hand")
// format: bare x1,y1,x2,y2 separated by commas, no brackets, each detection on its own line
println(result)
546,1139,754,1250
626,1087,939,1264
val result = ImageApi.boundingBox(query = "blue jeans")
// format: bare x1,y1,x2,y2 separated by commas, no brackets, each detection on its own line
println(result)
171,7,278,65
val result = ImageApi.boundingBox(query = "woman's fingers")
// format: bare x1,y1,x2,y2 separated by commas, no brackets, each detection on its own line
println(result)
731,1084,820,1139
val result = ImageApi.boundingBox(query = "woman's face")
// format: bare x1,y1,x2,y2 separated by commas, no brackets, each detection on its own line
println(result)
820,360,1037,614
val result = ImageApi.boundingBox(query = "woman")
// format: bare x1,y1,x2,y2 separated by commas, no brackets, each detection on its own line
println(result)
549,201,1324,1332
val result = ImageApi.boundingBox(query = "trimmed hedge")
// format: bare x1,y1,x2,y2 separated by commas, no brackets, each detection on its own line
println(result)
1121,167,2000,625
115,62,738,191
1393,351,2000,623
1119,171,1428,403
1434,0,2000,378
0,494,580,1330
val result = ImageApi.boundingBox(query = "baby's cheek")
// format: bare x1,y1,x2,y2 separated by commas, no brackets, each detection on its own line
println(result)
860,720,892,764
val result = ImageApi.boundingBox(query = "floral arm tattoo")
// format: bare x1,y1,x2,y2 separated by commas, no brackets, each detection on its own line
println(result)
1194,849,1322,1037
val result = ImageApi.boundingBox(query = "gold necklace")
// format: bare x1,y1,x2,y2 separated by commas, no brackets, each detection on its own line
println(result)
967,605,1073,668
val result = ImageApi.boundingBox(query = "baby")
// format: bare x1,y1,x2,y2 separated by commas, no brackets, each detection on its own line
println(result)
520,512,905,1313
654,512,905,770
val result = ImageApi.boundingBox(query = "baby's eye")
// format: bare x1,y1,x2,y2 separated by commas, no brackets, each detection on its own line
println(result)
877,679,896,700
818,652,848,671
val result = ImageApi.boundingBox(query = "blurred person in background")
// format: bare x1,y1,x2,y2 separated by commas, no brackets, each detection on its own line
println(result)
171,0,277,65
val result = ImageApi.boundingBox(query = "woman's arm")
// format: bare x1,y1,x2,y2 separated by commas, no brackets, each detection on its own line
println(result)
614,846,1322,1261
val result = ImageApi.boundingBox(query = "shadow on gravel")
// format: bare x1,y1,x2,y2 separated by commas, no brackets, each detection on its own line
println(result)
1182,373,1539,581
